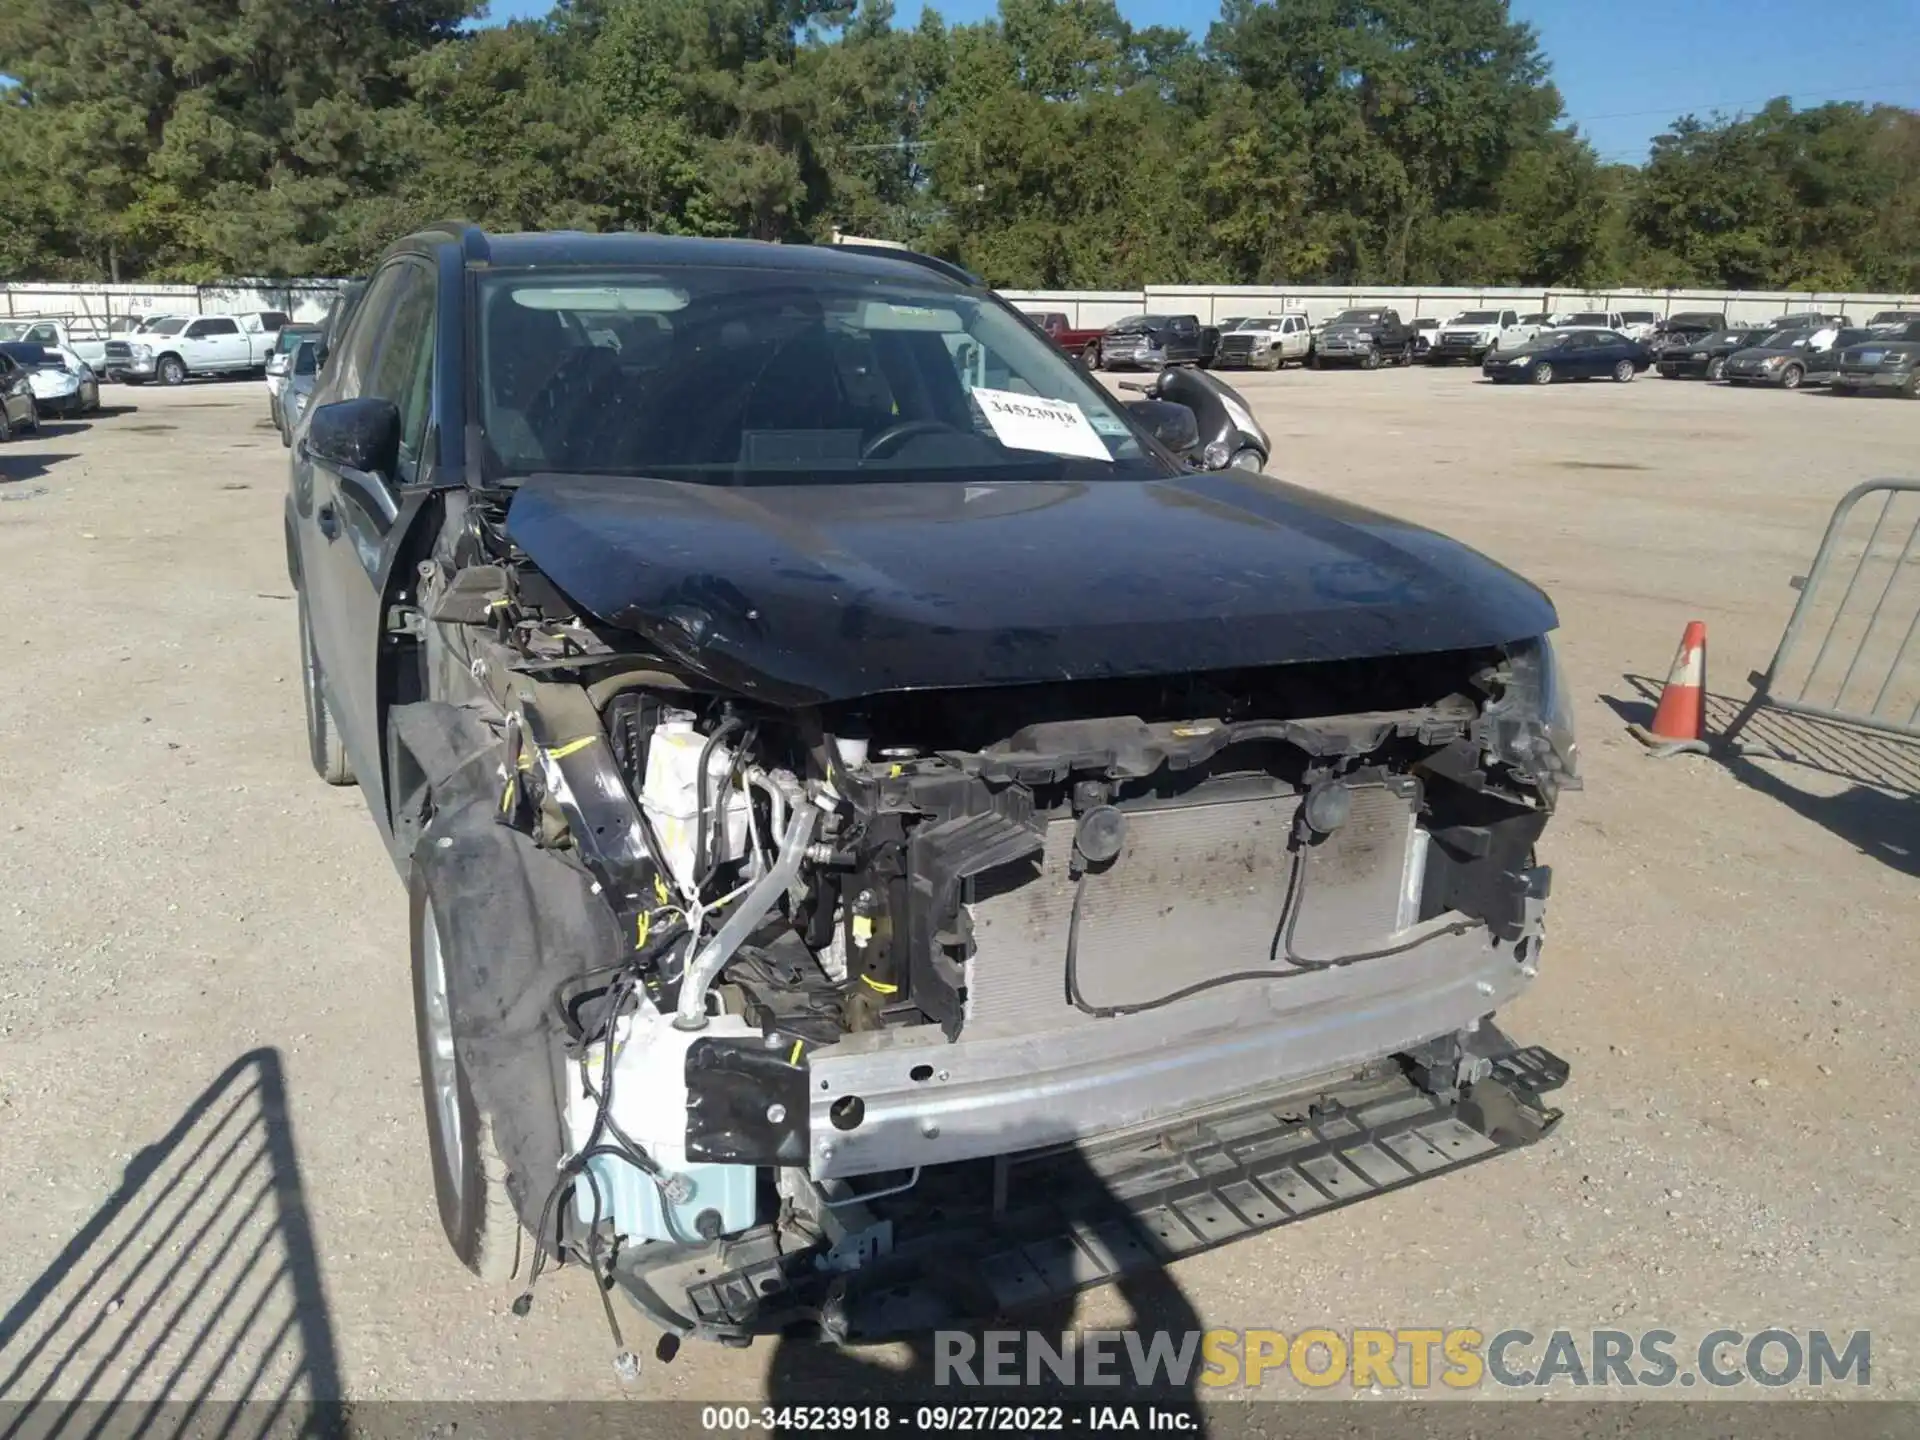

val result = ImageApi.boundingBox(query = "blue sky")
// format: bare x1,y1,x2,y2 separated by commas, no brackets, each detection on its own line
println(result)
483,0,1920,165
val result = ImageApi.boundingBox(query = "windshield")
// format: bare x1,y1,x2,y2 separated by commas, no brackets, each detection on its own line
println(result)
1455,310,1501,324
1520,314,1550,325
1701,331,1748,346
0,322,31,342
1621,311,1658,324
1756,330,1808,349
476,267,1166,486
1564,312,1609,326
275,328,316,354
1667,314,1721,328
1330,310,1381,325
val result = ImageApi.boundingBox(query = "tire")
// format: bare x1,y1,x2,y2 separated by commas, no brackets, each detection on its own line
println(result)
1706,356,1726,381
1082,344,1101,370
1362,350,1381,371
157,354,187,386
298,592,356,787
0,406,11,443
1399,345,1414,367
1780,364,1804,391
1531,362,1554,385
1612,360,1635,383
411,864,525,1285
1903,373,1919,399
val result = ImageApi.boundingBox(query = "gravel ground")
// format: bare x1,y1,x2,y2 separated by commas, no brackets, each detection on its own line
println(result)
0,367,1915,1406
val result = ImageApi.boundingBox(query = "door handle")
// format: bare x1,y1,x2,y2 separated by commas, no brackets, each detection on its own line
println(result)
316,503,340,541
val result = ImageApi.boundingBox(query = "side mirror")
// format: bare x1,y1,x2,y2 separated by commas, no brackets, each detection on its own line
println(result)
1124,398,1198,455
307,396,401,476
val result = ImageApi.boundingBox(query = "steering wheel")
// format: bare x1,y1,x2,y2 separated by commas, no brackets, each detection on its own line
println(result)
861,418,961,459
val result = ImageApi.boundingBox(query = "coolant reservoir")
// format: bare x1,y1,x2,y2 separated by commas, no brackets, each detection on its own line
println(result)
640,718,750,892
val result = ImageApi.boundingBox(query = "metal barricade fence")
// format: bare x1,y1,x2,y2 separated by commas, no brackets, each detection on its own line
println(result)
1724,479,1920,745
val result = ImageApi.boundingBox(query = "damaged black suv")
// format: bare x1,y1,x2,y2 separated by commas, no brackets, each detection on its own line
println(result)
287,224,1576,1345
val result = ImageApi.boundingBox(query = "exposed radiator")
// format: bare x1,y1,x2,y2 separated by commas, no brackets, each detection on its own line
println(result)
963,780,1423,1033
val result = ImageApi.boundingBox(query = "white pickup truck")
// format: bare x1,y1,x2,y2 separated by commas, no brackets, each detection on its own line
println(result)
0,317,116,374
120,313,279,385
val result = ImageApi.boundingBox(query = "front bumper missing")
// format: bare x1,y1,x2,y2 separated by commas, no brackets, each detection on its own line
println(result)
642,1036,1568,1340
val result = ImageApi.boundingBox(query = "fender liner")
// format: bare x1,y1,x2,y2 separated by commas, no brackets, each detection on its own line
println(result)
412,801,622,1249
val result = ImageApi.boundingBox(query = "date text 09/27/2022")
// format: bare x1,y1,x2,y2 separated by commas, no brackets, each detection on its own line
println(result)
700,1404,1198,1432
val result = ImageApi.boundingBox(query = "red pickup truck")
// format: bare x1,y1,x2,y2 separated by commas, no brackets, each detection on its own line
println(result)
1022,310,1108,366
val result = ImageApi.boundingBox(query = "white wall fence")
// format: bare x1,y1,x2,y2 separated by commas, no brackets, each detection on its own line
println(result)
11,276,1918,332
1006,285,1920,329
1,280,347,325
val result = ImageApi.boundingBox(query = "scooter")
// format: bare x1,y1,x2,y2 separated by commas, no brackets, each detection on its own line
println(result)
1118,365,1271,473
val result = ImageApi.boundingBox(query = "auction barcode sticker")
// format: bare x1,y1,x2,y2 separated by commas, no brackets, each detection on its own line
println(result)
972,386,1113,461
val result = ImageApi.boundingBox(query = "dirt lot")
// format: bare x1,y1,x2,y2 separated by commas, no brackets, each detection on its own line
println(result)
1,366,1916,1406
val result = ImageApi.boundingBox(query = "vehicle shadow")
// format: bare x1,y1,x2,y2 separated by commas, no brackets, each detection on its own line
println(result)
1604,675,1920,876
762,1142,1211,1432
0,452,81,488
0,1048,342,1432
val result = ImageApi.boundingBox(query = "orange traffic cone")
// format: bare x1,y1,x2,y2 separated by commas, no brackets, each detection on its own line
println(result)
1629,620,1710,756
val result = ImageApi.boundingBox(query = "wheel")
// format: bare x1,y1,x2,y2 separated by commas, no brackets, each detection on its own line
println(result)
298,592,356,786
1082,343,1100,370
1612,360,1635,383
1780,364,1804,390
1706,356,1726,380
1362,350,1381,370
1531,362,1554,385
0,406,11,443
157,354,187,386
1399,345,1414,366
411,866,525,1284
1903,373,1919,399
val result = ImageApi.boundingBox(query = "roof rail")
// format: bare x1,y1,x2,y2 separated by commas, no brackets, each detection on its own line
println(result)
823,242,984,289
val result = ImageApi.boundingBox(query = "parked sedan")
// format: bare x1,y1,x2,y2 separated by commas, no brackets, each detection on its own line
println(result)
1483,329,1651,384
1830,322,1920,397
1722,327,1870,389
0,340,98,416
1655,327,1762,380
0,350,42,439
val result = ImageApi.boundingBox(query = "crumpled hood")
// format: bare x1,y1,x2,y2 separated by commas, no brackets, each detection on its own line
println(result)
505,471,1558,706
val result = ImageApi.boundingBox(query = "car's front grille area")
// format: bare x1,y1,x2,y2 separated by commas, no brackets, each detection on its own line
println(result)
961,781,1423,1033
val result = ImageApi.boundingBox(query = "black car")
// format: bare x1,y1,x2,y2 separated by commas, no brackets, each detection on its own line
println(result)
0,350,42,440
290,224,1574,1342
1096,313,1218,370
1722,327,1870,390
1867,309,1920,329
1655,327,1762,380
1831,321,1920,397
1308,307,1416,367
1648,311,1726,356
1483,328,1651,384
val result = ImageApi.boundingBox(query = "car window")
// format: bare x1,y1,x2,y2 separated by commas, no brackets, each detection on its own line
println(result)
475,266,1165,486
293,341,319,376
362,262,437,475
193,317,239,337
25,324,57,344
331,265,410,401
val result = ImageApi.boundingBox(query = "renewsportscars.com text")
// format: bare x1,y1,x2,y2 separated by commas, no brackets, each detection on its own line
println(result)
934,1328,1872,1390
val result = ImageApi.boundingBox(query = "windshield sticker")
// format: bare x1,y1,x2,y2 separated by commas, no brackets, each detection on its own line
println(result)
972,386,1113,461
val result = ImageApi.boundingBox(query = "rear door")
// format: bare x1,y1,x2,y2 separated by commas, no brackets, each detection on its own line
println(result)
295,258,439,793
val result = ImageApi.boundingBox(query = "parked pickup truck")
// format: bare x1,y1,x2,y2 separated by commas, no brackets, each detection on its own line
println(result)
1021,310,1107,367
0,317,115,375
1309,307,1416,368
1211,314,1312,370
119,314,277,385
1428,309,1525,364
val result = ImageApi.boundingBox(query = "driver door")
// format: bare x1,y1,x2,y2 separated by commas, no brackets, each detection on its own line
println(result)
294,258,438,796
